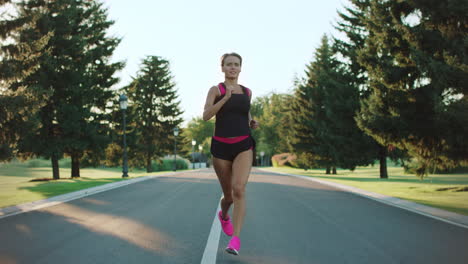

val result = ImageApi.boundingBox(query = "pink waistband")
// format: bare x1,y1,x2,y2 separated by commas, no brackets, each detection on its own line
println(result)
213,135,249,144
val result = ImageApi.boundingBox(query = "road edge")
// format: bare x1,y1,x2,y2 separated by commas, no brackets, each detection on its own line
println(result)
258,168,468,229
0,172,175,220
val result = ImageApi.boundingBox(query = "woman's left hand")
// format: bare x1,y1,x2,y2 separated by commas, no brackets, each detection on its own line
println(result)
250,119,259,129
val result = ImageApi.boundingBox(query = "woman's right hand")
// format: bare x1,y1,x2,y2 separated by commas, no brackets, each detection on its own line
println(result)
203,85,232,121
224,85,234,100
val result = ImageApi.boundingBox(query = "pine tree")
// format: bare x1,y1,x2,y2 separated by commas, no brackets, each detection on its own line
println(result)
290,34,378,173
126,56,183,172
290,36,336,172
0,0,51,161
323,42,376,171
356,0,468,177
14,0,124,179
58,0,124,177
334,0,370,91
334,0,393,178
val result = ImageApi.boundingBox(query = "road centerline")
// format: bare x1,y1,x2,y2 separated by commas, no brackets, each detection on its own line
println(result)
200,202,221,264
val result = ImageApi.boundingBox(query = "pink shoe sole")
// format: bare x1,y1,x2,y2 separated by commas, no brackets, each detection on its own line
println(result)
225,247,239,255
225,236,240,255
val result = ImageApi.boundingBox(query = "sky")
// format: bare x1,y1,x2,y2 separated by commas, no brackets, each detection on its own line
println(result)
101,0,347,126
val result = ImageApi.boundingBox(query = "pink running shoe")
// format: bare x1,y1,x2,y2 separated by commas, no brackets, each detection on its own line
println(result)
218,210,234,236
225,236,241,255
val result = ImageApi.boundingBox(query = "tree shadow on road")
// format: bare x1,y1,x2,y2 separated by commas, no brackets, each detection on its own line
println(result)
0,175,221,263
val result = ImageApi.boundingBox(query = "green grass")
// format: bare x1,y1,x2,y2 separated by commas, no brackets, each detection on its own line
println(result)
264,166,468,216
0,159,178,209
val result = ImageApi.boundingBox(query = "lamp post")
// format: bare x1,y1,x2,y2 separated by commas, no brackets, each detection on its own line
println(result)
198,145,203,169
173,127,179,171
260,151,265,167
119,94,128,178
191,139,196,169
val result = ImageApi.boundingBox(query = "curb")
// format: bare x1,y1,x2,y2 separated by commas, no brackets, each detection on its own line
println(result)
0,172,175,220
258,168,468,229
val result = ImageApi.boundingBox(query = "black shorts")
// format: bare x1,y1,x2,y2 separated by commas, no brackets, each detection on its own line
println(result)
210,135,256,161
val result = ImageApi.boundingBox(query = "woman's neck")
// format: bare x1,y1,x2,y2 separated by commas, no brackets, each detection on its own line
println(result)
224,78,238,86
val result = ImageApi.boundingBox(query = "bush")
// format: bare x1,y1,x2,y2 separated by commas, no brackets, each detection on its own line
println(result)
26,158,71,168
151,158,188,172
59,158,72,168
104,143,123,167
404,158,468,177
26,160,42,168
435,167,468,174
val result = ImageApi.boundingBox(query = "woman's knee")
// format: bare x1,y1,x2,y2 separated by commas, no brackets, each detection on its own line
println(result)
232,184,246,200
222,196,233,204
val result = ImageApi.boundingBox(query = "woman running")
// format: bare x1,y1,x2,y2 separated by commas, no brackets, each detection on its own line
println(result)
203,52,259,255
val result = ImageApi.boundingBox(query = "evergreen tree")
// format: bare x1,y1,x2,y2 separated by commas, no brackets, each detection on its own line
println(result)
323,41,376,171
14,0,124,179
334,0,393,178
334,0,370,92
0,0,51,161
290,36,336,172
291,35,376,173
60,0,123,177
356,0,468,177
126,56,183,172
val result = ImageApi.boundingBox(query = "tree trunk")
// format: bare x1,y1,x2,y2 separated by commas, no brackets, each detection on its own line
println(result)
332,167,337,174
146,155,152,173
51,153,60,180
71,154,81,178
400,158,406,171
379,146,388,179
326,167,331,174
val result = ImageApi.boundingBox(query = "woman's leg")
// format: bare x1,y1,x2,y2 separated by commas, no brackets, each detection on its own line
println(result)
231,149,253,237
213,157,234,219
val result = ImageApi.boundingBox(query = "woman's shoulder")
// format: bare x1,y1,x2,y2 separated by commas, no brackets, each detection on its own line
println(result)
240,85,252,97
208,84,222,97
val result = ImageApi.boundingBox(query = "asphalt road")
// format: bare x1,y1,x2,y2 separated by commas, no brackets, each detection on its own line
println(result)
1,168,467,264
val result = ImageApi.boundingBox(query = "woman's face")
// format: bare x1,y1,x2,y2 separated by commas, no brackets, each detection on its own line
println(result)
222,56,242,79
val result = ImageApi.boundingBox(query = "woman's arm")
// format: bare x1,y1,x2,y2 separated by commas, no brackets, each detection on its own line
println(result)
249,112,259,129
203,86,231,121
247,89,259,129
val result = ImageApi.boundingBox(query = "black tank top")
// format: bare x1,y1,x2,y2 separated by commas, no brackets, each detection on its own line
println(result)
214,83,251,137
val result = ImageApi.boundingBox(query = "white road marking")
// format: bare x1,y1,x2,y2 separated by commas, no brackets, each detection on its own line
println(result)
201,203,221,264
